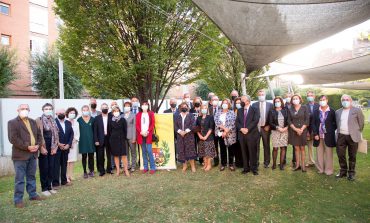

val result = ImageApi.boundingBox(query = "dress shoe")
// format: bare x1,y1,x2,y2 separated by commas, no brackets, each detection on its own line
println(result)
229,166,235,171
107,171,113,175
264,164,269,168
335,173,347,178
30,196,45,201
220,166,225,171
99,172,106,177
347,175,355,181
293,166,301,171
149,170,156,174
253,171,259,176
49,189,57,195
142,169,148,174
15,202,25,208
241,170,250,174
279,165,284,171
88,171,95,177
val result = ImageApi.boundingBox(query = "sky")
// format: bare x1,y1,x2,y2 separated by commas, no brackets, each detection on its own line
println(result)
268,19,370,84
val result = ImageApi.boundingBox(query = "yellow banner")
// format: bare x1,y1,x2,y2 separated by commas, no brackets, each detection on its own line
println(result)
140,114,177,170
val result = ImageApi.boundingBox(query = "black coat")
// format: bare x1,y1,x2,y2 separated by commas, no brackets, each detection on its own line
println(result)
93,114,106,145
235,106,260,139
268,108,288,130
306,103,320,133
312,108,337,147
108,117,127,156
55,119,74,148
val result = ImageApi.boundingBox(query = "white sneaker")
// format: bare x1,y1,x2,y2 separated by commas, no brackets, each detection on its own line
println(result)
41,191,51,197
49,189,57,195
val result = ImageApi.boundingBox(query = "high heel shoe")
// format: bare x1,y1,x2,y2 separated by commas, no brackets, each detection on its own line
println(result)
272,164,276,170
302,168,307,172
293,166,301,171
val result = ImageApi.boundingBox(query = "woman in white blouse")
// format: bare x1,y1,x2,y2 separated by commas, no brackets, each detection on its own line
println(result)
66,107,79,182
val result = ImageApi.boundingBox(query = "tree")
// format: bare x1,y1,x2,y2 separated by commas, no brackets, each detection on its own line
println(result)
55,0,224,111
195,80,211,100
192,44,268,99
0,47,17,97
30,47,83,98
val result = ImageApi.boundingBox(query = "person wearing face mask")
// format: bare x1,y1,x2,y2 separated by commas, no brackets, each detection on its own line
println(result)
183,93,193,110
312,95,336,176
195,104,216,171
89,98,101,118
66,107,79,182
109,106,129,177
53,108,74,189
189,97,204,165
208,95,221,167
230,90,239,107
268,97,288,170
287,94,309,172
131,97,140,115
233,97,243,168
136,101,156,174
36,103,60,197
214,99,237,171
93,103,112,176
77,105,96,178
175,102,197,172
123,101,137,172
235,95,260,175
8,104,44,208
335,94,364,181
283,92,295,167
305,90,320,168
252,89,273,168
108,101,122,170
164,98,179,114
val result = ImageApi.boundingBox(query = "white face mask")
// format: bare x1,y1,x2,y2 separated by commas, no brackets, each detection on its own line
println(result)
113,112,120,117
319,101,327,107
292,99,300,105
68,113,76,119
201,109,208,114
123,107,131,113
222,104,228,110
141,105,148,111
235,104,241,109
258,95,266,102
132,102,139,108
212,100,219,106
285,97,291,103
19,110,29,118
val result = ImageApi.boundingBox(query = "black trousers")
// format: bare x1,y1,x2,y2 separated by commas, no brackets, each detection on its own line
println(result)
82,153,94,173
96,136,109,174
220,139,235,166
337,134,358,176
213,135,221,165
257,128,271,166
234,142,243,168
38,138,54,191
239,133,258,172
52,149,69,186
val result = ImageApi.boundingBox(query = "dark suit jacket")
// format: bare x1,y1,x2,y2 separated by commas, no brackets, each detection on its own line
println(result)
252,101,273,127
94,114,107,145
8,116,42,160
268,108,289,130
235,106,260,139
306,103,320,133
208,106,221,116
55,119,74,148
312,108,337,147
164,108,178,115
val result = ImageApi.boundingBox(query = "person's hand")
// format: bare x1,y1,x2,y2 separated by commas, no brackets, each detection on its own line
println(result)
59,143,66,149
222,132,227,138
41,147,48,155
64,144,70,150
28,146,38,152
95,142,100,146
264,126,270,132
131,140,136,144
314,135,319,140
51,149,57,155
241,128,248,135
180,131,186,137
199,136,205,141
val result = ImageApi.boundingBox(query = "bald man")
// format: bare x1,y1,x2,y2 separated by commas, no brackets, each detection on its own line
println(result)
54,108,74,188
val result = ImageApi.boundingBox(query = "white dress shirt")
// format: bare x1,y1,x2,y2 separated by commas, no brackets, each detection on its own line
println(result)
339,109,350,135
141,112,150,133
102,115,108,135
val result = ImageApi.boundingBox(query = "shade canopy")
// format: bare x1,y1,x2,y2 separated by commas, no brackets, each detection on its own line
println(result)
319,82,370,90
260,54,370,85
192,0,370,73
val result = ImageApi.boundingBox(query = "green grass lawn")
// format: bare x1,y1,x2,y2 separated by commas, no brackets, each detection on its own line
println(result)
0,125,369,223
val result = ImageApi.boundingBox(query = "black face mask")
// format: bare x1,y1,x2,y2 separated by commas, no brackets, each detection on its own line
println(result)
102,109,108,114
170,104,177,109
91,104,97,109
240,102,246,108
194,102,200,107
58,114,65,120
231,96,237,101
181,108,188,113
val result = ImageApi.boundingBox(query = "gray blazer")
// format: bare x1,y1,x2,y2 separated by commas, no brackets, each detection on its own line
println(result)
252,101,273,127
124,112,136,140
336,107,364,143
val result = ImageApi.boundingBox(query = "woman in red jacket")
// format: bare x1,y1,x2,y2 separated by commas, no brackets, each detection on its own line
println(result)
136,101,156,174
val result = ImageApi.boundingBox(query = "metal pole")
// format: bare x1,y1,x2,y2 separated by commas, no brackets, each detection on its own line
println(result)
58,57,64,99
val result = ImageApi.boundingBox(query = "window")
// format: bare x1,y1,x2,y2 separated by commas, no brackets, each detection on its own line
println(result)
0,3,10,15
1,34,10,46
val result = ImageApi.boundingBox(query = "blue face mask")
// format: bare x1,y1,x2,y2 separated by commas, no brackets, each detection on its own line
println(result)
43,110,53,116
307,96,314,102
201,109,208,114
342,101,350,108
274,102,281,108
82,111,90,116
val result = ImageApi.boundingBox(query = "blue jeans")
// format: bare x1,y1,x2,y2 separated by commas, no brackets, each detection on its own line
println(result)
13,155,38,204
141,139,156,170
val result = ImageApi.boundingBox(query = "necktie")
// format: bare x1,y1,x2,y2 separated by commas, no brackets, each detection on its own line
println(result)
243,109,248,128
134,108,137,114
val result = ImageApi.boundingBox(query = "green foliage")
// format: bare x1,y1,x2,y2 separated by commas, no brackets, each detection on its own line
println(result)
266,88,284,100
362,101,368,107
195,80,211,100
326,94,342,110
30,47,83,98
0,47,17,97
55,0,224,111
359,98,368,105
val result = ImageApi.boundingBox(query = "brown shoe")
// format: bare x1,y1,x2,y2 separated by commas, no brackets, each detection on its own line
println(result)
63,182,73,186
15,202,25,208
30,196,45,201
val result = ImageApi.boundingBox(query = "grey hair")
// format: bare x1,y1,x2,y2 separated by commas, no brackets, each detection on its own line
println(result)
242,95,251,101
18,104,29,110
341,94,352,101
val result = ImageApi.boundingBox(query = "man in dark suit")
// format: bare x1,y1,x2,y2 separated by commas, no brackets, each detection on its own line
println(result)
94,103,112,175
306,90,320,167
208,95,221,167
252,89,273,168
164,98,179,114
183,93,193,110
8,104,45,208
54,108,74,189
236,95,260,175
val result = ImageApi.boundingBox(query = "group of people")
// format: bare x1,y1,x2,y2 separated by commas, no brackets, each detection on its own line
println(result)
8,90,365,208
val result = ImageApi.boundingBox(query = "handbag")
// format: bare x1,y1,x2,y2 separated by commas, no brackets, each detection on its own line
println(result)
152,126,159,143
358,134,368,154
